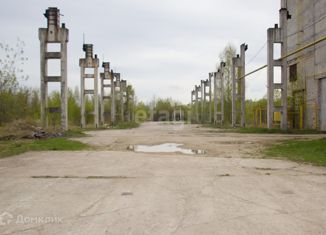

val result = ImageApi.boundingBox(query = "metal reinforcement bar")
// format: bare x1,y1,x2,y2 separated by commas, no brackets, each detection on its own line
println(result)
240,35,326,80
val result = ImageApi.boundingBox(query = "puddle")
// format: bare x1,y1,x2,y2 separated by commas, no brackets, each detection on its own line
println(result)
129,143,205,155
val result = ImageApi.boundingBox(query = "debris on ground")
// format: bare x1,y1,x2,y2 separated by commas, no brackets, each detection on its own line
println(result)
0,119,64,140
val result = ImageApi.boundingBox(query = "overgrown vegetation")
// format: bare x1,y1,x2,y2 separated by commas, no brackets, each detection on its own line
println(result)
264,138,326,167
112,122,140,129
0,138,89,159
204,124,324,134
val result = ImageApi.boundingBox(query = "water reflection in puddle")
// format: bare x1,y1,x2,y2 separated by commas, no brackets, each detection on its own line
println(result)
130,143,205,155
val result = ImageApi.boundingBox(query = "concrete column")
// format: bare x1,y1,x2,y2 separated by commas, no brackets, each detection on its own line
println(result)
79,44,99,128
120,80,127,122
80,67,86,127
40,40,47,128
220,65,225,125
214,62,225,125
267,28,275,129
100,73,104,125
114,73,121,123
110,70,116,124
213,72,218,124
94,65,99,128
280,2,288,130
100,62,111,126
208,73,213,123
240,44,247,128
39,7,69,131
61,40,68,130
191,90,195,122
231,57,237,127
201,80,205,123
267,0,290,130
195,85,200,122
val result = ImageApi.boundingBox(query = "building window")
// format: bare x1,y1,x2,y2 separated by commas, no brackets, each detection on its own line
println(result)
289,64,297,82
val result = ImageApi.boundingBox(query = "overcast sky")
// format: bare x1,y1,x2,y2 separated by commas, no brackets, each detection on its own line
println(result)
0,0,280,104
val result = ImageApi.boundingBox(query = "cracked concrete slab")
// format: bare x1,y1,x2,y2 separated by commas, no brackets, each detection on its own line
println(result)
0,122,326,234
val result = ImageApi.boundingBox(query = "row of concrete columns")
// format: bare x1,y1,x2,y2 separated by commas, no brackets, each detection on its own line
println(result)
79,46,132,128
191,44,248,127
39,7,134,130
192,0,290,130
191,52,246,127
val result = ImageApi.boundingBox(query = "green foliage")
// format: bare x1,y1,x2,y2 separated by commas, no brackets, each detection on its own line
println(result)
0,88,40,125
0,39,28,93
68,87,81,126
0,138,89,159
113,122,140,129
135,101,149,122
264,138,326,167
219,43,237,124
0,40,36,125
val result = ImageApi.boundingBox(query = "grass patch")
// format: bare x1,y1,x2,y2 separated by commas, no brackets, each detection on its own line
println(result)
264,138,326,167
112,122,140,129
237,128,323,134
203,124,324,134
79,122,140,131
0,138,89,159
63,129,88,137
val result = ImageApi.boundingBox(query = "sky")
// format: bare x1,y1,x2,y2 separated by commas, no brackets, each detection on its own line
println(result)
0,0,280,104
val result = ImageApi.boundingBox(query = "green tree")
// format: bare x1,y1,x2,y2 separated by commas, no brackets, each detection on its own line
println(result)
68,87,81,126
218,43,236,125
0,39,29,125
0,39,28,93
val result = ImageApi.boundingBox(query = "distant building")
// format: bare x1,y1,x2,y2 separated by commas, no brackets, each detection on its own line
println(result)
286,0,326,130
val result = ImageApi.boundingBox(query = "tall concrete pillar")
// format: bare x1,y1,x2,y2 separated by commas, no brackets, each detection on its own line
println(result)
213,72,218,124
214,62,225,125
39,7,69,131
100,62,110,126
201,79,210,123
240,44,247,127
267,0,290,130
114,73,121,122
220,64,225,125
201,80,205,123
120,80,127,122
110,70,116,125
79,44,100,128
126,86,133,122
232,44,248,128
232,56,238,127
208,73,213,123
191,90,195,122
280,0,289,130
195,85,200,122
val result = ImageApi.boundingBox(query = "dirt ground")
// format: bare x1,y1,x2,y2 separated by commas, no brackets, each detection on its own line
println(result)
0,122,326,234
